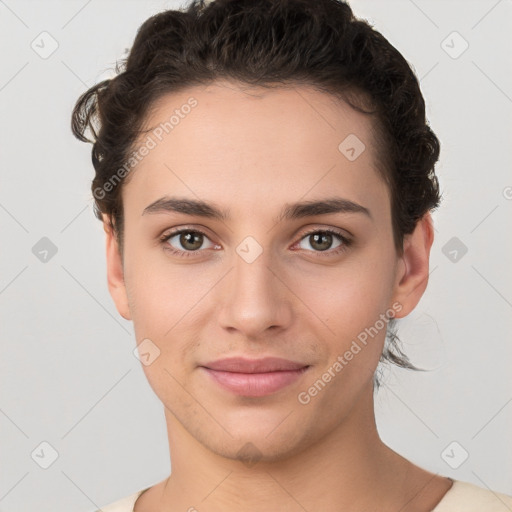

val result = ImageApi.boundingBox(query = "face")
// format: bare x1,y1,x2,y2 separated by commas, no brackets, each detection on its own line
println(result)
105,80,431,463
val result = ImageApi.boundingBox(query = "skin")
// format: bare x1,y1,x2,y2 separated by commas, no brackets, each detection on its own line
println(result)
104,80,452,511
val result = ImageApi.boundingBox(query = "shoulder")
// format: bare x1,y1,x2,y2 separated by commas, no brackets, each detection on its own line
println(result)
433,480,512,511
94,488,149,512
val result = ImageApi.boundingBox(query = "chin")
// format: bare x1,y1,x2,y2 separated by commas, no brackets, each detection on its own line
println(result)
195,413,320,466
209,434,309,466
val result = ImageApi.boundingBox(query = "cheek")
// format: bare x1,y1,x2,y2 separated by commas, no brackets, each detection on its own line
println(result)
297,273,393,409
294,251,396,334
124,243,204,331
291,252,397,395
125,260,203,401
123,246,210,372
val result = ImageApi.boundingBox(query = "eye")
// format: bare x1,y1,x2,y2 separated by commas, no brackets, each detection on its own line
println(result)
160,228,218,258
159,226,352,259
294,228,352,256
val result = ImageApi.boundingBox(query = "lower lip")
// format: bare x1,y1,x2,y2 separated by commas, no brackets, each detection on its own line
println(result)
201,367,310,397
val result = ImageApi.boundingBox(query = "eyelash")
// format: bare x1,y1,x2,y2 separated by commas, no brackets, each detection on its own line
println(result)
159,227,352,259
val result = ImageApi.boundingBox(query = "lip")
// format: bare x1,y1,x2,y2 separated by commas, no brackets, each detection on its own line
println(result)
202,356,308,373
200,357,310,397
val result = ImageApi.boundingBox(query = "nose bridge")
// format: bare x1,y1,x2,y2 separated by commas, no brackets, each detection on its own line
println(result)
217,237,291,336
233,242,274,297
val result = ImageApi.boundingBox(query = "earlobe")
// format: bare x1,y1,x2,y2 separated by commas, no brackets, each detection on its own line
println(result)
391,212,434,318
103,216,132,321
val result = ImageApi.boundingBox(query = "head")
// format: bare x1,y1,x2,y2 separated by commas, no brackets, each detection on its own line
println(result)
72,0,441,463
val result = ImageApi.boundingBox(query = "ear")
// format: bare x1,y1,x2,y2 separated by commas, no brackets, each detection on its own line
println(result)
103,215,131,321
390,212,435,318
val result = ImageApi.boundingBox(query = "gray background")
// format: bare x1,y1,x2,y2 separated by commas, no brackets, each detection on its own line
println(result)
0,0,511,510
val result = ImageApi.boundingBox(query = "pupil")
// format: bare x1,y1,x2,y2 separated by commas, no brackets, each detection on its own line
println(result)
181,232,202,251
312,232,332,251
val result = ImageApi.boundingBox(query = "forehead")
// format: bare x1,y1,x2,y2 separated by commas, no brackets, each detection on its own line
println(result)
124,80,389,218
141,80,376,158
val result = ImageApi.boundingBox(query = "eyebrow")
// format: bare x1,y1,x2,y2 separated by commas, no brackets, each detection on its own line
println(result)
142,196,372,222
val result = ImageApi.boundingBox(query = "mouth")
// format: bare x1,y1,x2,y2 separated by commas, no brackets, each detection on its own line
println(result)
199,357,311,397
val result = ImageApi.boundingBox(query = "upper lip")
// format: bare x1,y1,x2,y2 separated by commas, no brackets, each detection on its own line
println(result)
201,357,309,373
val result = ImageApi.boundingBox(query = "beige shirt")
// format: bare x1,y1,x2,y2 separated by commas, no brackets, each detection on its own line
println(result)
97,480,512,511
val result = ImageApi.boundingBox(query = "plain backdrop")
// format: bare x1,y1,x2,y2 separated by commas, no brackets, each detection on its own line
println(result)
0,0,511,510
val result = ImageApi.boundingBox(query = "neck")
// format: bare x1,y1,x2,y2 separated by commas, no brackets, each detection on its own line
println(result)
158,388,413,512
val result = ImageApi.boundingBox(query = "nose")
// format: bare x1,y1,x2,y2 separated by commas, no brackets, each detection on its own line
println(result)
217,244,293,339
